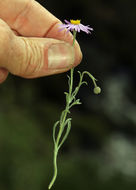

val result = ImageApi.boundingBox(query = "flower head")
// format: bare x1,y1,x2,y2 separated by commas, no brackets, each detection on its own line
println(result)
60,19,93,34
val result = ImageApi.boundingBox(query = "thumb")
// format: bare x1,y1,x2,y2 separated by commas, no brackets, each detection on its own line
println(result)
0,21,82,79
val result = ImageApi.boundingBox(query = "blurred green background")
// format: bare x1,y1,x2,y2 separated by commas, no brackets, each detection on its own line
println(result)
0,0,136,189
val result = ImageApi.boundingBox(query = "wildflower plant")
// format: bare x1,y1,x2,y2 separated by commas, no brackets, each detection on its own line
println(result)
48,19,101,189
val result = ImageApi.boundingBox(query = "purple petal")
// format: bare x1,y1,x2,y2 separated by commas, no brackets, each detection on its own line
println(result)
66,28,71,33
64,20,70,24
67,25,75,31
59,25,66,30
79,24,88,33
77,26,81,32
79,24,93,34
88,26,94,31
59,25,67,31
86,25,94,32
59,20,94,34
58,28,65,32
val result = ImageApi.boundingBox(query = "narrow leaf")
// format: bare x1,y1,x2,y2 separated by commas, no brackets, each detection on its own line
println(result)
53,121,60,144
58,120,71,150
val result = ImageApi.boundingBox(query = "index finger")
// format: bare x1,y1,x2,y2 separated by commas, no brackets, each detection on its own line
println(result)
0,0,73,43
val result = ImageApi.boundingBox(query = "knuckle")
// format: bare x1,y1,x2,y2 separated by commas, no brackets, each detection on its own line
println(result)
13,0,33,32
20,38,43,76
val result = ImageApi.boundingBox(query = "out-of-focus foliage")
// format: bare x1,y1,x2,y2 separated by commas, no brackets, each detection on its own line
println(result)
0,0,136,190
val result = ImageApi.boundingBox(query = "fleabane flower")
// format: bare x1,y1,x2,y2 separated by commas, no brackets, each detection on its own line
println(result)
60,19,93,34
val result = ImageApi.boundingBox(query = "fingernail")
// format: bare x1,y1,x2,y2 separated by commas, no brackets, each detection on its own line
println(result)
48,43,75,69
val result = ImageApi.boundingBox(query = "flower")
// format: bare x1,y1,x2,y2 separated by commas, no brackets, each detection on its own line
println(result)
59,19,93,34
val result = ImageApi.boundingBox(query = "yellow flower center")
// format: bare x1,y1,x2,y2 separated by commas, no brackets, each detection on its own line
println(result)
70,20,81,25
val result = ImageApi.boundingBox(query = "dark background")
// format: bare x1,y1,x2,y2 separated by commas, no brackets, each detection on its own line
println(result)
0,0,136,189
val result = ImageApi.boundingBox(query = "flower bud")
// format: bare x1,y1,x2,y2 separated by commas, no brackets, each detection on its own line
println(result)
93,86,101,94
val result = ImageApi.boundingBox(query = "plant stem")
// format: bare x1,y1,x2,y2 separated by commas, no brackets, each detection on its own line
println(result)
48,28,101,189
48,31,77,189
48,148,58,189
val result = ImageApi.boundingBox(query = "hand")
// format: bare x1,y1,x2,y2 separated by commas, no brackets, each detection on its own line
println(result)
0,0,82,83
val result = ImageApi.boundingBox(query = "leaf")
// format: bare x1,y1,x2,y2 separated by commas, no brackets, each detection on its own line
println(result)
60,110,65,124
81,81,88,86
58,119,71,150
69,99,82,108
67,75,71,87
77,71,82,78
75,99,82,104
72,87,79,98
53,121,60,144
61,117,72,134
64,92,69,103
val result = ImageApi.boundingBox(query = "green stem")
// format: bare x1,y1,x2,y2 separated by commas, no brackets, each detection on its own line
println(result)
48,148,58,189
48,30,77,189
69,30,76,96
82,71,97,87
69,68,74,96
56,109,68,145
72,30,77,46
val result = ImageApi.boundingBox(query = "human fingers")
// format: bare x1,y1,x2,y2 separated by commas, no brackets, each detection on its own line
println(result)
0,0,78,45
0,0,82,76
0,19,82,79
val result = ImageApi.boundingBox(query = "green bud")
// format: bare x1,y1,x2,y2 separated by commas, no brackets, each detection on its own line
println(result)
93,86,101,94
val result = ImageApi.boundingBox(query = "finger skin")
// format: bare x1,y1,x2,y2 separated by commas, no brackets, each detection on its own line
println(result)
0,0,82,81
0,0,74,42
0,68,9,83
0,19,82,78
0,0,59,36
0,0,81,55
